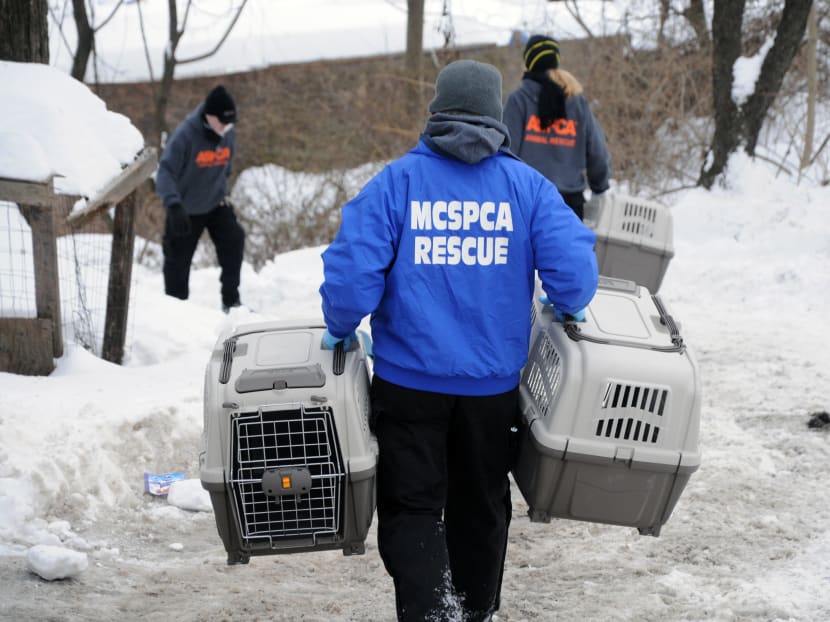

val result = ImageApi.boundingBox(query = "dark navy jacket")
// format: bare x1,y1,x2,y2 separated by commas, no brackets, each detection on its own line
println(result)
156,103,235,215
504,78,610,195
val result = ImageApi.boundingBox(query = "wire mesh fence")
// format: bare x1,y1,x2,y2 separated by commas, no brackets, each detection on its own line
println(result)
0,201,37,318
0,201,136,359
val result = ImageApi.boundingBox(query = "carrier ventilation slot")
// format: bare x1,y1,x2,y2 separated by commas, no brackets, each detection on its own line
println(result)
530,300,538,327
524,334,562,418
620,201,658,237
594,382,668,443
219,338,237,384
229,406,344,545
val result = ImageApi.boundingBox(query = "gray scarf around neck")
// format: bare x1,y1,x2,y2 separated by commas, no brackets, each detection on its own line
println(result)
423,112,510,164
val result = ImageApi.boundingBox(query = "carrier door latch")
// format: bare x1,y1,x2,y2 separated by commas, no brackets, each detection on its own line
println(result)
262,467,312,497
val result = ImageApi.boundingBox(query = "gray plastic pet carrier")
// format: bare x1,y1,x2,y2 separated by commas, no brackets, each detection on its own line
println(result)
200,320,377,564
512,276,701,536
584,193,674,293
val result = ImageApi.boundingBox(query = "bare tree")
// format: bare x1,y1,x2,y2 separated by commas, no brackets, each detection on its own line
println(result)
47,0,126,81
657,0,670,49
68,0,125,81
0,0,49,63
699,0,744,189
699,0,813,188
70,0,94,79
405,0,425,75
653,0,707,50
153,0,249,142
799,0,817,171
560,0,596,38
680,0,710,51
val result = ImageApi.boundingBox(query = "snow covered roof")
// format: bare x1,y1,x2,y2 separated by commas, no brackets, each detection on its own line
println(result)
0,61,145,201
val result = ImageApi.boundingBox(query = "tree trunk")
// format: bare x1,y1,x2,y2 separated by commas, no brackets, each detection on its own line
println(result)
657,0,669,50
0,0,49,63
700,0,812,188
154,0,183,145
155,50,178,144
800,1,817,171
71,0,94,81
699,0,745,189
152,0,246,146
682,0,710,52
405,0,424,75
743,0,813,154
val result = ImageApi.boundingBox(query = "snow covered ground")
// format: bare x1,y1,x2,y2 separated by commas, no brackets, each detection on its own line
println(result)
3,11,830,618
1,149,829,620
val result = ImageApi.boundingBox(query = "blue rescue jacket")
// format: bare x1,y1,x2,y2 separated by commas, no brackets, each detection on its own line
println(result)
320,138,598,396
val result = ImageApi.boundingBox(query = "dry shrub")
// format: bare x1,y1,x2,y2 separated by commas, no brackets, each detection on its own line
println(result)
573,39,713,197
98,31,822,262
229,162,384,270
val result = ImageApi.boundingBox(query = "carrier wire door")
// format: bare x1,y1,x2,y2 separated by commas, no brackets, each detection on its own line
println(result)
229,404,345,549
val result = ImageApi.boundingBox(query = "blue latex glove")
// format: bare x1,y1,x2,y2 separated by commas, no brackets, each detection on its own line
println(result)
322,329,357,350
538,295,587,322
357,330,373,358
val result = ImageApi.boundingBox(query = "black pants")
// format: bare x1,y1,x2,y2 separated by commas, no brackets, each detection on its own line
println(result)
371,375,518,622
162,202,245,308
560,191,586,221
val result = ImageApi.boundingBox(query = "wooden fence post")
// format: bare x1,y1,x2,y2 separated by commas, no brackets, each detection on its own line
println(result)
19,203,63,358
102,191,137,364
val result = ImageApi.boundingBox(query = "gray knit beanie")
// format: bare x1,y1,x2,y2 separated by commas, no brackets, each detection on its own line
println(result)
428,60,504,121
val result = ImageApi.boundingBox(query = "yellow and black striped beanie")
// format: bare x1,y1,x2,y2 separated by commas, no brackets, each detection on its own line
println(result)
523,35,560,72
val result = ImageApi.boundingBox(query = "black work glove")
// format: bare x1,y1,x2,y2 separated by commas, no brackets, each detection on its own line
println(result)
167,203,191,237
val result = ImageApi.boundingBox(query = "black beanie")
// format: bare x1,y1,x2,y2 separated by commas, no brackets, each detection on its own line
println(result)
204,85,236,124
523,35,560,72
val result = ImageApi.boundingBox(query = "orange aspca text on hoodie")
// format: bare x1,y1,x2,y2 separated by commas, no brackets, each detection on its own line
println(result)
195,146,231,168
524,115,577,148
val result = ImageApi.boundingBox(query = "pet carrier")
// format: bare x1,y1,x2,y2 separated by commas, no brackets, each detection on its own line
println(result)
512,276,700,536
200,320,377,564
584,193,674,293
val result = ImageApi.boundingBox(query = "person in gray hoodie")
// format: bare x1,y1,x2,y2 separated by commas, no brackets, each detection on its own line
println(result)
504,35,611,220
155,85,245,312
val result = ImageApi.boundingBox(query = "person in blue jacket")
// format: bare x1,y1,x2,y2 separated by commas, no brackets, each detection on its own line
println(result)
319,60,598,622
504,35,611,220
155,85,245,313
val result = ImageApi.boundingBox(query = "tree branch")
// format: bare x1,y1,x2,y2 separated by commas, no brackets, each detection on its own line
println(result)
177,0,249,64
808,131,830,167
136,0,155,81
47,0,74,59
563,0,595,38
179,0,194,39
92,0,125,32
742,0,813,154
681,0,710,50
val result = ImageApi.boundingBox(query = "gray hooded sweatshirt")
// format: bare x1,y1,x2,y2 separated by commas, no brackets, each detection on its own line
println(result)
422,112,512,164
155,103,236,215
503,78,610,195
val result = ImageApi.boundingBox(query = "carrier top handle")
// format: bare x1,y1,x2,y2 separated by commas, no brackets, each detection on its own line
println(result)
322,331,358,376
332,341,346,376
